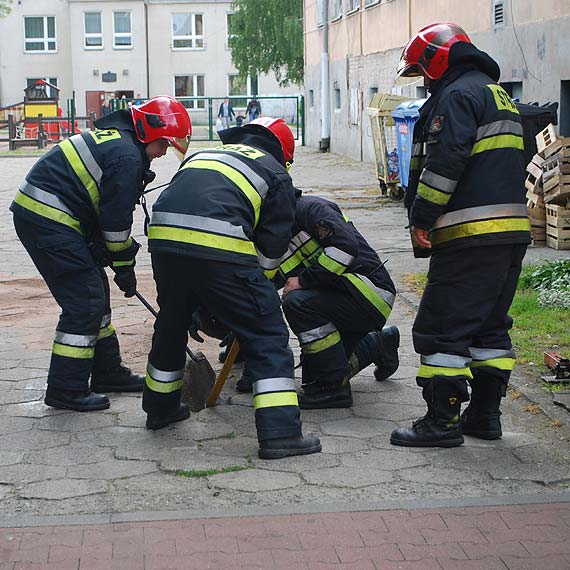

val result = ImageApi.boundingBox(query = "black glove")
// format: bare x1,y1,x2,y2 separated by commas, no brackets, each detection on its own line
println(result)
88,241,110,267
188,311,204,343
219,331,235,349
113,266,137,298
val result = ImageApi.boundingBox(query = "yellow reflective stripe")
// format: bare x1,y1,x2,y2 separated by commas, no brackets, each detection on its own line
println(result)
254,392,299,409
430,217,530,245
471,358,515,371
183,160,261,227
471,134,524,156
59,139,100,213
280,252,304,274
410,157,426,170
14,191,83,234
343,274,392,320
264,268,278,280
105,237,133,253
303,331,341,354
98,324,116,340
418,364,473,379
52,343,95,359
417,182,451,206
148,225,257,256
145,373,184,394
111,259,135,267
318,254,346,275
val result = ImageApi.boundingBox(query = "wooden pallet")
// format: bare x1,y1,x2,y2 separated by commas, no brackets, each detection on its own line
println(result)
535,124,570,158
525,171,542,194
546,235,570,250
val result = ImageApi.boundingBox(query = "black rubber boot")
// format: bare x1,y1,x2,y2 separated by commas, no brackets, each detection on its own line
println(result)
390,381,465,448
91,364,144,393
146,402,191,430
44,386,110,412
373,326,400,381
258,434,322,459
236,371,254,393
461,374,505,440
298,382,353,409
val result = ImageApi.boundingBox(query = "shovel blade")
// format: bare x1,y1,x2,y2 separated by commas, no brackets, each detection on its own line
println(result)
180,351,216,412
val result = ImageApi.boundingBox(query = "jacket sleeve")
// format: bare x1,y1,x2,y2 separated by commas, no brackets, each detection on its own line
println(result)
297,201,359,289
253,171,297,279
410,90,481,230
98,156,142,262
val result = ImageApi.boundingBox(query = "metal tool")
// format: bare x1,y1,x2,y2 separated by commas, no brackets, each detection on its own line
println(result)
544,351,570,381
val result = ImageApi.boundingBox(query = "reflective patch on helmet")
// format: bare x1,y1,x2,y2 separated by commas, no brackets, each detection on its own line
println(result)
428,115,445,134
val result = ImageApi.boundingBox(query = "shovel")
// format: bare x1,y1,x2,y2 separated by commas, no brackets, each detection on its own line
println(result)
133,291,216,412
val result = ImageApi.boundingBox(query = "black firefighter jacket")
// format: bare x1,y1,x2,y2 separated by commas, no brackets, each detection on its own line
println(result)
406,42,531,252
10,110,149,260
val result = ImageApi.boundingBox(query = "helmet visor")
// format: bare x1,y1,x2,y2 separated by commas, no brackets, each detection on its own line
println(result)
168,135,191,162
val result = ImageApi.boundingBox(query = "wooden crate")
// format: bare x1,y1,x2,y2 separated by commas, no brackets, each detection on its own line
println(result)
535,124,570,158
543,174,570,204
543,149,570,182
526,158,543,181
546,235,570,250
546,204,570,249
524,171,542,194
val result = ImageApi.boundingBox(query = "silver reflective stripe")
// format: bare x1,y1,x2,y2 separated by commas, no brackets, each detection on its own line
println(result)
469,347,515,360
420,169,457,194
291,231,312,250
102,229,131,242
433,203,529,229
412,143,425,156
20,181,75,216
256,249,282,270
354,274,395,308
151,211,248,240
298,322,337,345
476,120,523,141
253,377,296,396
191,152,269,199
324,246,354,266
54,331,98,347
421,353,471,368
147,363,184,383
71,135,103,186
100,313,112,328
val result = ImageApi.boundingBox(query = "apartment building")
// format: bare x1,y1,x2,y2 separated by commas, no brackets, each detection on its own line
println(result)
0,0,298,117
304,0,570,163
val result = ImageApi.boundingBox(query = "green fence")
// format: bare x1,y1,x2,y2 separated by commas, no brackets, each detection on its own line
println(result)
110,95,304,143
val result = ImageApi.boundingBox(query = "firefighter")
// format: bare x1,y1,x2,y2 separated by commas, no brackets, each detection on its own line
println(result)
143,117,321,460
390,23,531,447
233,195,400,407
11,96,192,412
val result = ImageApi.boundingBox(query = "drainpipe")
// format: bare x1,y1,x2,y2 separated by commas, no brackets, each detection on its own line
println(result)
145,0,150,98
319,0,330,152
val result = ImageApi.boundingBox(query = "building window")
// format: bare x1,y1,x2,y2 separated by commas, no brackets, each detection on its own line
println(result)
493,0,505,28
500,81,522,101
364,0,380,7
226,13,235,47
24,16,56,53
317,0,324,27
175,75,205,109
331,0,343,21
334,88,341,110
228,74,247,108
309,90,315,109
113,12,132,48
84,12,102,49
26,77,58,98
172,14,204,49
346,0,360,14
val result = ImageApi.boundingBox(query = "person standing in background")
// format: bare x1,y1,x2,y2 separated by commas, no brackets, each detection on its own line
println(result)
217,97,235,129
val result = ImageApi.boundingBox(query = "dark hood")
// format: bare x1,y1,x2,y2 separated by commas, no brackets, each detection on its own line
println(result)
218,126,286,166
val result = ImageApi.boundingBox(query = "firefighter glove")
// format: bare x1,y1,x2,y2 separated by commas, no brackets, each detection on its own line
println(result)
88,241,110,267
113,266,137,298
188,311,205,343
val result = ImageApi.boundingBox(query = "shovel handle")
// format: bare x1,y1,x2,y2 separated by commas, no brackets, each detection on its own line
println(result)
207,339,240,407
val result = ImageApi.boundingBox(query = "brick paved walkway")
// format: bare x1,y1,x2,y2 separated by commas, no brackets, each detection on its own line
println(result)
1,502,570,569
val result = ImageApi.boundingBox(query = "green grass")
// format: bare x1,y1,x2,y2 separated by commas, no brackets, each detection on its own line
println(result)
174,464,251,478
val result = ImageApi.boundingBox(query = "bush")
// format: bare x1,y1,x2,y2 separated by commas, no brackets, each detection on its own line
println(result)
523,259,570,291
538,277,570,308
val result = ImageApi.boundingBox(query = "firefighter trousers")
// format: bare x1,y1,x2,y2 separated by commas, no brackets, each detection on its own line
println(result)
143,254,302,442
413,243,527,399
282,287,387,388
13,214,123,392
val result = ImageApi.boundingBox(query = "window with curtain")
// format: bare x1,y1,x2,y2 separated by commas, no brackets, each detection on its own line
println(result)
172,14,204,49
24,16,56,52
113,11,132,48
174,75,205,109
226,13,234,47
228,74,247,108
331,0,343,20
84,12,102,49
346,0,360,13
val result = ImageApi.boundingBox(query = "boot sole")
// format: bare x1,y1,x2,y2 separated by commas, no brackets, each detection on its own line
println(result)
390,436,464,448
299,399,353,410
374,364,399,382
258,442,322,460
91,384,144,393
44,397,110,412
146,409,191,430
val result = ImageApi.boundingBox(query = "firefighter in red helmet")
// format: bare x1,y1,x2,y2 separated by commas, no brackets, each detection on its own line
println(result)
390,23,530,447
143,116,322,460
11,95,192,412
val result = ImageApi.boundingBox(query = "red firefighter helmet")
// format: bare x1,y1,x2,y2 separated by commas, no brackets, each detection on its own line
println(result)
397,22,471,81
248,117,295,164
131,96,192,158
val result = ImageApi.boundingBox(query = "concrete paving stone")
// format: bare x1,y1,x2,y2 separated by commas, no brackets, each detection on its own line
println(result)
112,472,206,498
335,543,403,563
0,390,43,405
272,545,340,565
19,479,109,500
0,464,66,485
21,357,51,369
397,466,492,486
197,435,259,458
317,435,371,454
463,432,541,449
501,554,570,570
341,448,431,471
366,388,426,408
489,463,570,484
320,417,398,438
208,469,301,492
114,443,194,462
0,430,70,451
209,407,258,438
67,459,158,480
353,402,427,422
159,411,239,442
438,559,508,570
0,401,68,418
428,447,524,472
36,413,115,432
462,540,534,559
351,379,403,395
26,446,114,467
0,451,25,467
159,448,250,472
0,417,35,434
296,407,354,423
512,444,570,464
75,426,184,448
13,379,45,391
255,452,340,473
0,484,14,501
302,466,393,488
553,391,570,413
176,536,238,555
0,369,46,382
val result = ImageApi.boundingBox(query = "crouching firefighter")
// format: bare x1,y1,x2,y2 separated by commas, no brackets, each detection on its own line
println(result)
390,23,530,447
143,117,321,460
11,96,192,411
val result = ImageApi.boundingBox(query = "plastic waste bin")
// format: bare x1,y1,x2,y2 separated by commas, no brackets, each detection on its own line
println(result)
391,99,427,188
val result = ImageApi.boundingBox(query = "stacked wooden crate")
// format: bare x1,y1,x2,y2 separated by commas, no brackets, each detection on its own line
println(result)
525,153,546,245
